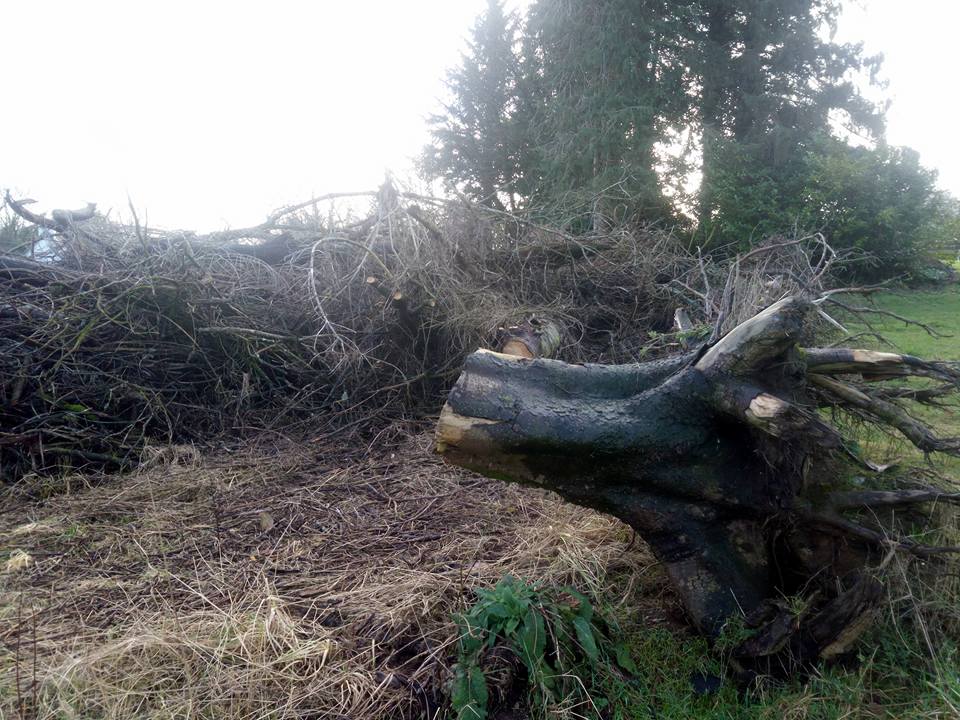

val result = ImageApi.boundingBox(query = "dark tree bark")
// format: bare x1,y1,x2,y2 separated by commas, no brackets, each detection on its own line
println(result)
436,297,960,674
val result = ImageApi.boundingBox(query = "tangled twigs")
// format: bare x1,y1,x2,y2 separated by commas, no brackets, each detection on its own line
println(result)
0,186,711,481
0,185,926,485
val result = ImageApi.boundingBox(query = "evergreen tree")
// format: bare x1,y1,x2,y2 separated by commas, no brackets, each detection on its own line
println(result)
520,0,689,220
692,0,884,242
422,0,528,210
427,0,949,278
428,0,886,231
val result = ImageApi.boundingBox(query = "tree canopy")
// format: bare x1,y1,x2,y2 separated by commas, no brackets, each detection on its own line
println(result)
425,0,955,275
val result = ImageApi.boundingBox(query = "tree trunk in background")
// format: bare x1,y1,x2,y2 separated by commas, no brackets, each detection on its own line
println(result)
696,1,733,230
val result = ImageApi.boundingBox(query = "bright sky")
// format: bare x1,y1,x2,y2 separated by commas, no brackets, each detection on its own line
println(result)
836,1,960,195
1,0,957,231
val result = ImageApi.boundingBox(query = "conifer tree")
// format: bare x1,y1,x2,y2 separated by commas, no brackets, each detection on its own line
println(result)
422,0,528,210
692,0,884,243
519,0,689,220
426,0,953,276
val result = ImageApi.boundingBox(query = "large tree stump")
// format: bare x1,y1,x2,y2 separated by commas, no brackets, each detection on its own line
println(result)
436,297,960,672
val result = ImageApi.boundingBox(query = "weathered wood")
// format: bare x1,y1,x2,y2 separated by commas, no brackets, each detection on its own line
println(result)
804,347,960,383
811,375,960,454
5,191,96,231
436,296,960,672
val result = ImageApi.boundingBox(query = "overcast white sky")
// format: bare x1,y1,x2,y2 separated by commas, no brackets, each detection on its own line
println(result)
1,0,957,231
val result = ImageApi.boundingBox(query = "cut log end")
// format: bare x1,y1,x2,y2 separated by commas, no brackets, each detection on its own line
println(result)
435,404,501,455
498,318,562,359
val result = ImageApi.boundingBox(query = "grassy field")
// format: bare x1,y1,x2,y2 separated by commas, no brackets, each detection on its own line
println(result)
860,286,960,359
2,287,959,719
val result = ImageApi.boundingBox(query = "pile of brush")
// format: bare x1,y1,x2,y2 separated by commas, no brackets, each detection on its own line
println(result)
0,185,838,482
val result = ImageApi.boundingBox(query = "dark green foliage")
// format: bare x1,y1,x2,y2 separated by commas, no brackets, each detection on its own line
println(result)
805,140,950,276
425,0,692,220
428,0,882,220
693,0,883,222
422,0,530,210
698,135,814,247
518,0,688,220
451,575,637,719
427,0,954,278
931,197,960,254
688,2,956,279
705,135,952,277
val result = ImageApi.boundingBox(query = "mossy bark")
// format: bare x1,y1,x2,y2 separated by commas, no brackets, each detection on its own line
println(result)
437,297,960,671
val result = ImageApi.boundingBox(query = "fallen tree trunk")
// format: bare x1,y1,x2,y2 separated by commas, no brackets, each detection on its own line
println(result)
437,296,960,674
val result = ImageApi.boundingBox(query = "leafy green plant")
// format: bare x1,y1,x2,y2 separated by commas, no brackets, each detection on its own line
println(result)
451,575,637,719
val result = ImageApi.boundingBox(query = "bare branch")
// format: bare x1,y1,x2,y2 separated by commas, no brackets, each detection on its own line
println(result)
825,297,946,338
797,503,960,558
804,348,960,384
811,375,960,456
827,487,960,510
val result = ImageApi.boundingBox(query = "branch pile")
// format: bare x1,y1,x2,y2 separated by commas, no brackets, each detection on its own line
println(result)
0,186,854,481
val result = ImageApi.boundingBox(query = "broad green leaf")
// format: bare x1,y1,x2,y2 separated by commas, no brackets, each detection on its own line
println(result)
484,602,511,619
564,588,593,621
466,665,488,718
459,624,484,655
572,616,599,661
519,608,546,665
615,642,639,674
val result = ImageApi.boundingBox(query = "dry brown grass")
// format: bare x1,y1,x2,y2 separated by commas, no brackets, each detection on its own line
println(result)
0,426,670,719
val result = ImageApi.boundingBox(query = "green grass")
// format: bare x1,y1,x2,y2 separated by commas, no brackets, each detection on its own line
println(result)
597,621,960,719
855,286,960,359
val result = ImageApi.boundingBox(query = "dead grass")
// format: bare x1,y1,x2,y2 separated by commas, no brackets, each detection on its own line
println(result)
0,425,669,719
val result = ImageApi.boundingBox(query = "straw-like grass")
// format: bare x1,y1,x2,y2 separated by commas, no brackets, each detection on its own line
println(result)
0,427,668,719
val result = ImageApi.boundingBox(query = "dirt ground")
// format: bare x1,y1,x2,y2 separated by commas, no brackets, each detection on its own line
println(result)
0,424,676,719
